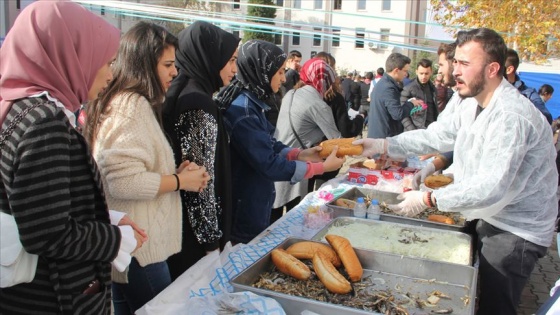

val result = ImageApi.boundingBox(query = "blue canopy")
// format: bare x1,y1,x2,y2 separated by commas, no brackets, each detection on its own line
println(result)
518,72,560,120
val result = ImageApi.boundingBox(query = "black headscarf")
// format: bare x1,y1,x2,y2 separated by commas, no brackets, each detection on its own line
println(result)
215,40,286,109
164,21,240,114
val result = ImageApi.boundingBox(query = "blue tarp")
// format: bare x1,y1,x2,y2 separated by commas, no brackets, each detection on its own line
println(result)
518,72,560,120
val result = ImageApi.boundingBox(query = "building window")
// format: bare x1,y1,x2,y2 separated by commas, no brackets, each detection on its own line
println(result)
16,0,21,9
314,0,323,9
233,0,240,10
334,0,342,10
355,28,365,49
294,0,301,9
313,28,322,46
276,0,284,6
380,28,390,49
310,51,317,58
382,0,391,11
274,33,282,45
357,0,366,10
100,6,105,15
332,28,340,47
233,30,240,39
292,32,300,45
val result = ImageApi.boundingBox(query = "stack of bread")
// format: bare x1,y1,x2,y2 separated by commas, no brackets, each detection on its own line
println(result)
270,236,363,294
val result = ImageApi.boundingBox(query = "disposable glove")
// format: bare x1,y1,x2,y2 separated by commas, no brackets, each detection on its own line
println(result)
412,162,437,190
352,138,387,158
387,191,428,217
347,108,360,120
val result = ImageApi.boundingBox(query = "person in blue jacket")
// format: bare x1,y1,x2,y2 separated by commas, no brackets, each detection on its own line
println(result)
215,40,344,244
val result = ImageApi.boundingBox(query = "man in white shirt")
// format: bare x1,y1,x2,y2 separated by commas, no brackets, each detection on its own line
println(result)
356,27,557,315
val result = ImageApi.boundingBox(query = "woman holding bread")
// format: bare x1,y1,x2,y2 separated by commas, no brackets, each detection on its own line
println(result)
216,40,344,244
272,58,343,219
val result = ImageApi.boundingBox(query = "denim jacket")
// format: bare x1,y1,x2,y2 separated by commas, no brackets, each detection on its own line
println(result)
223,90,307,243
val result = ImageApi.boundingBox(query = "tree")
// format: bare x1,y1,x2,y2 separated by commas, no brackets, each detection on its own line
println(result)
161,0,218,36
243,0,277,43
430,0,559,63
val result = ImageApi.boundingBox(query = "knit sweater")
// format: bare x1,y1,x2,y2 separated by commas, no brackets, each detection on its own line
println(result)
92,93,181,283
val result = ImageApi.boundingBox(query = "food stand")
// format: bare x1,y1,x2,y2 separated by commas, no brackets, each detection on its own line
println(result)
137,170,476,315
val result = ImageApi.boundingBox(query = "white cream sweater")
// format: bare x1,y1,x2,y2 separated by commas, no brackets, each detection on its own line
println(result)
92,93,181,283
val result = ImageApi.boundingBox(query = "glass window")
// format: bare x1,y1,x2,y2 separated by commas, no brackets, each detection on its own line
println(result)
233,0,240,10
100,5,105,15
355,28,365,49
357,0,366,10
292,32,300,45
274,33,282,45
382,0,391,11
294,0,301,9
276,0,284,6
332,28,340,47
310,51,317,58
233,30,240,39
380,28,390,49
313,28,322,46
315,0,322,9
334,0,342,10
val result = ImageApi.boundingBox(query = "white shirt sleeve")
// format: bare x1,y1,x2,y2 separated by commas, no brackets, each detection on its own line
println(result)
109,210,136,272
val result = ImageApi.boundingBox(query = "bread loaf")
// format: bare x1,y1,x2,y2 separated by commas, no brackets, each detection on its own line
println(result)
427,214,455,225
319,138,363,158
270,249,311,280
313,252,352,294
286,241,342,267
334,198,356,209
325,234,363,282
424,174,453,189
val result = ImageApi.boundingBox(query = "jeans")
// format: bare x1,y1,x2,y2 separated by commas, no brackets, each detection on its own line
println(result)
476,220,547,315
112,258,171,315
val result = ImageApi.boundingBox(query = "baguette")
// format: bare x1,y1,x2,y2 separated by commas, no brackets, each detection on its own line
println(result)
313,252,352,294
334,198,356,209
286,241,342,267
270,249,311,280
319,138,363,158
325,234,363,282
427,214,455,225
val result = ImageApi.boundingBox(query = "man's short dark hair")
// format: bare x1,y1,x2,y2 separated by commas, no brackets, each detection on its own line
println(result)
456,28,507,76
417,58,432,69
347,72,353,77
539,84,554,95
437,42,456,61
505,48,520,72
288,50,302,60
376,67,384,76
385,53,411,72
365,72,374,80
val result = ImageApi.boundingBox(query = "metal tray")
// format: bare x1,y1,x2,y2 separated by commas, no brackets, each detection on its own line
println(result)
312,217,473,266
327,187,467,232
231,237,477,315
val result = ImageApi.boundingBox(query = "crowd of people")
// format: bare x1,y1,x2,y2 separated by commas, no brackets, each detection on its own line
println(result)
0,1,557,315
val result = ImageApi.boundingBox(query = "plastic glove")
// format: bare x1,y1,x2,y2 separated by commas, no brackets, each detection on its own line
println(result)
352,138,387,158
387,191,428,217
412,162,436,190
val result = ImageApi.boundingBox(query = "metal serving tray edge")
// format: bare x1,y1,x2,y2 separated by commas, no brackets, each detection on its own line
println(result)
327,187,467,232
230,237,477,315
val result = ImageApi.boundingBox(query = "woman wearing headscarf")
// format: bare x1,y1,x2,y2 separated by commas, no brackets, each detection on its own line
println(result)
0,1,142,314
272,58,342,221
216,40,344,244
163,21,240,280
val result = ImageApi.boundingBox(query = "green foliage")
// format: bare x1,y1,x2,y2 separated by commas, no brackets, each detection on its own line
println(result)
244,0,277,43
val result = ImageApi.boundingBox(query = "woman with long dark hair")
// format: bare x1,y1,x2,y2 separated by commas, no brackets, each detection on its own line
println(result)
85,22,209,314
163,21,240,280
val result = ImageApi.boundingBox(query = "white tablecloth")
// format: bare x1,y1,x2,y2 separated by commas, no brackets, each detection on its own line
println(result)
137,176,360,315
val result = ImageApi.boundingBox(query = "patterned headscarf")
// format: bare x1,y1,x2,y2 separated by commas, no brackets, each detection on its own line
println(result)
299,58,336,97
215,40,286,108
0,0,120,124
